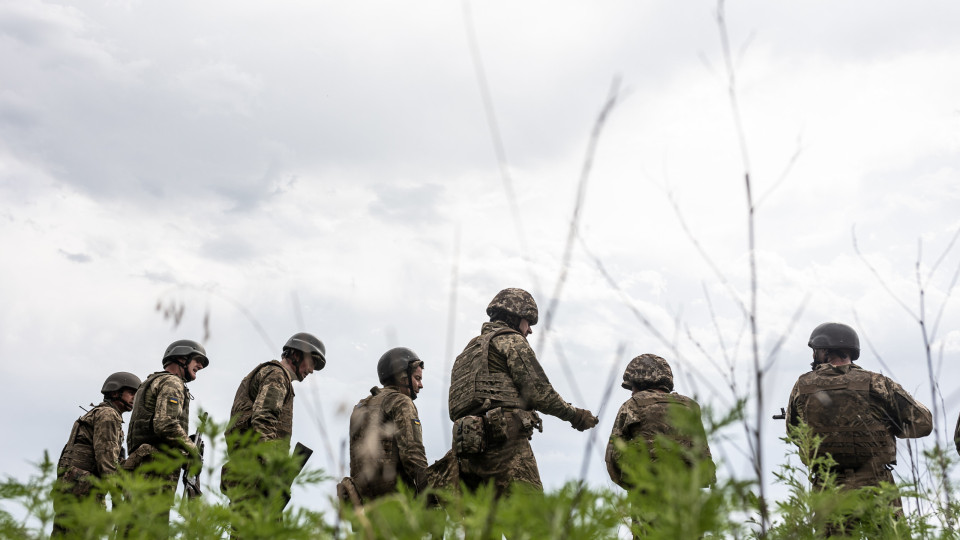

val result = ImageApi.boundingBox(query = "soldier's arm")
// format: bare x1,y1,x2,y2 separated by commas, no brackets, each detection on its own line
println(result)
385,394,429,491
250,367,290,441
785,380,802,436
152,378,194,451
500,335,577,421
876,376,933,439
954,413,960,457
91,408,124,476
604,406,630,488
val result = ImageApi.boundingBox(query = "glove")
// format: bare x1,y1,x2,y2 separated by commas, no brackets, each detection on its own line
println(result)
570,408,599,431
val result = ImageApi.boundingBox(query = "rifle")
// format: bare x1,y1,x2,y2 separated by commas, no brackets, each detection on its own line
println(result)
772,407,786,420
281,442,313,509
182,414,207,499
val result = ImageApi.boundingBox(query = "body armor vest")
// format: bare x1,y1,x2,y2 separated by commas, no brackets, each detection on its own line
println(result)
226,361,294,442
57,402,122,475
127,372,189,453
625,393,700,457
795,369,896,468
349,387,414,499
449,327,525,420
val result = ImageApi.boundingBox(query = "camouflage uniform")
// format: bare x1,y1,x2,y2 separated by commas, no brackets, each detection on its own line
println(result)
222,360,295,515
454,320,578,496
786,363,932,497
52,401,125,536
349,386,429,501
126,371,194,533
605,391,714,489
226,361,295,453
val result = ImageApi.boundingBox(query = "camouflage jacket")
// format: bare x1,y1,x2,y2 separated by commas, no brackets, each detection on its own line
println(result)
226,361,295,453
787,363,932,467
57,400,125,477
605,391,713,488
127,371,192,454
349,386,428,500
482,321,577,421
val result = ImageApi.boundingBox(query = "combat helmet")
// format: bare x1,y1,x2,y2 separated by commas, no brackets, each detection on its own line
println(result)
622,354,674,392
807,322,860,360
377,347,424,400
486,288,538,325
283,332,326,370
101,372,142,395
162,339,208,368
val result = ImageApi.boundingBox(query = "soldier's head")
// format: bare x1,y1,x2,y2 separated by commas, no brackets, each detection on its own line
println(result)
101,371,142,412
808,322,859,367
282,332,326,382
162,339,208,382
377,347,424,400
486,288,538,337
622,354,674,393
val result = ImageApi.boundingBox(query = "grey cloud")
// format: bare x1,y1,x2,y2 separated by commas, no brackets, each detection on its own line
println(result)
200,234,259,263
58,249,92,263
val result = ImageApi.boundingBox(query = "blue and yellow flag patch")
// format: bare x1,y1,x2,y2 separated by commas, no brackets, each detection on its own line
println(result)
168,398,180,405
413,418,421,426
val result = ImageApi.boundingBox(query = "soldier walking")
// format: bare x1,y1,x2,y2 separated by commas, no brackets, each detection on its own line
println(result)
786,323,932,510
222,332,325,528
125,339,208,536
341,347,429,504
52,372,141,537
447,288,598,497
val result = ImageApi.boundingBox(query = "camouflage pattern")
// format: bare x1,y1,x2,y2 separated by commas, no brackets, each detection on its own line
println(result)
349,386,429,501
787,363,932,492
125,371,193,535
449,327,525,419
226,361,295,454
127,371,193,454
451,321,578,496
52,401,125,536
621,354,674,392
486,288,539,325
604,390,714,489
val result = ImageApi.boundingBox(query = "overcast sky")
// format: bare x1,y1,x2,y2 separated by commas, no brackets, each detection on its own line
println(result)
2,0,960,527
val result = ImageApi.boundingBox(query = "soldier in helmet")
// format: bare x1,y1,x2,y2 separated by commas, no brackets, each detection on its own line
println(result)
605,354,714,490
222,332,325,521
51,372,141,537
125,339,208,535
343,347,429,503
447,288,598,497
786,322,932,509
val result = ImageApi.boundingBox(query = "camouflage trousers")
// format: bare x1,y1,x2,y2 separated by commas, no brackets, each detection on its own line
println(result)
458,438,542,498
51,466,105,538
814,461,902,537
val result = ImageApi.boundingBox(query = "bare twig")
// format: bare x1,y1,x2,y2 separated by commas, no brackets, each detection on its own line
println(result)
537,76,622,353
461,0,540,290
442,225,461,448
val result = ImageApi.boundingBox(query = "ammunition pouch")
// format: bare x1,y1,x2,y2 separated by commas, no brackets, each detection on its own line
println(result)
485,408,541,442
453,416,485,455
122,444,158,471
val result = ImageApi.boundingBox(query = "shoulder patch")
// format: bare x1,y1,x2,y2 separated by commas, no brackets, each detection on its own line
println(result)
413,418,421,426
168,398,180,405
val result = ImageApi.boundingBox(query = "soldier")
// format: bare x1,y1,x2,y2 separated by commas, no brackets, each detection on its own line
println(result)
447,288,598,497
786,322,932,508
51,371,141,537
222,332,325,521
343,347,429,504
125,339,208,535
605,354,714,490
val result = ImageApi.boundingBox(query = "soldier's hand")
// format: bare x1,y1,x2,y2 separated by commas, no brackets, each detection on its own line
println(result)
570,408,599,431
